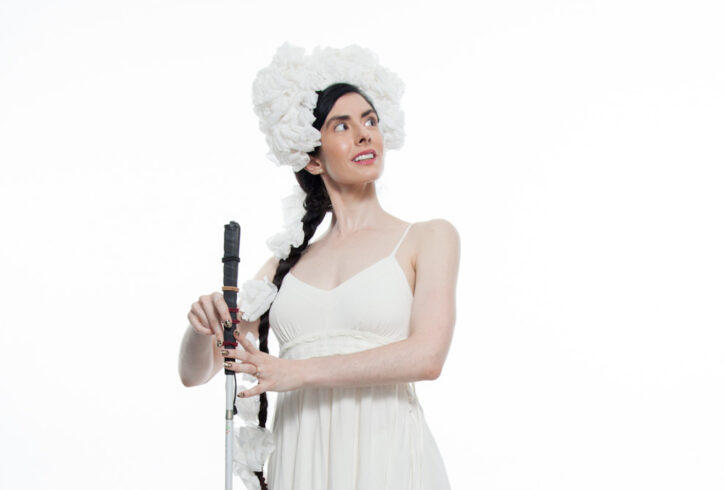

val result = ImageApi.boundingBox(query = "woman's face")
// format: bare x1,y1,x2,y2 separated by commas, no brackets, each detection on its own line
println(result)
306,92,384,185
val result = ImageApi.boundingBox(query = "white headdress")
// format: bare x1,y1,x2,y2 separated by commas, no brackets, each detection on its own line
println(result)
252,43,406,260
252,42,406,173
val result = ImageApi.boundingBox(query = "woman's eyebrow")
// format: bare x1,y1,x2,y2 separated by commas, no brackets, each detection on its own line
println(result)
324,109,378,129
324,115,350,129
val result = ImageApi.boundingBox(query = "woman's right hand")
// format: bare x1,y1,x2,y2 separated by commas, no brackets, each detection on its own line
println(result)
188,291,231,347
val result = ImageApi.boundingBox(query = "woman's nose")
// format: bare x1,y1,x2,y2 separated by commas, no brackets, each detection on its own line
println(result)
356,125,372,144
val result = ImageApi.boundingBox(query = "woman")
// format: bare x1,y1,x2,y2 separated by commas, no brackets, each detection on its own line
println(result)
178,44,460,490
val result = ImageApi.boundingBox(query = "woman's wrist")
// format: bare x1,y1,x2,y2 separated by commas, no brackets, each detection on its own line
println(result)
297,357,316,389
188,324,212,342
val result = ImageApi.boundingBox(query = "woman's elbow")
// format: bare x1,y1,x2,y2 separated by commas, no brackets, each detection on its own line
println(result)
422,361,443,381
414,343,445,380
179,366,211,387
179,370,197,387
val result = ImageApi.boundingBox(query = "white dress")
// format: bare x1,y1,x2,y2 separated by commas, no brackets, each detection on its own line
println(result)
266,222,451,490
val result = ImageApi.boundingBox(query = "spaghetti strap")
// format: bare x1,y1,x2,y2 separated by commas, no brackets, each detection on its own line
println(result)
389,222,414,257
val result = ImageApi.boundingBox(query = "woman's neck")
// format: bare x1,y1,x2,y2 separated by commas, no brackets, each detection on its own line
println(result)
325,182,389,237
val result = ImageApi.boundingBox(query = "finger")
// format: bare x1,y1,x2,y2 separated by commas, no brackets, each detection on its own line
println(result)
213,292,233,327
199,294,223,345
188,311,213,336
219,348,249,363
234,330,259,353
238,382,266,398
223,361,258,376
222,360,239,372
237,362,258,375
191,302,213,334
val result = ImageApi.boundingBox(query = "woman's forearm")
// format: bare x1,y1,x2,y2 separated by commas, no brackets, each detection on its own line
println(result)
178,325,221,387
299,336,441,389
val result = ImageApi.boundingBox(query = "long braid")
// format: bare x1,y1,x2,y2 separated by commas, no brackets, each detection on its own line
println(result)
253,169,331,489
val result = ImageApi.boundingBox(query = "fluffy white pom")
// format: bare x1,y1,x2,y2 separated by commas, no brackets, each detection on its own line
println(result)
233,425,275,471
280,184,306,227
265,184,307,259
235,392,261,423
265,225,304,260
233,425,276,489
239,276,278,322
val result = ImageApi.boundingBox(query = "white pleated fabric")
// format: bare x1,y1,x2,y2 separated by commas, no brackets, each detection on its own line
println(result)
266,222,451,490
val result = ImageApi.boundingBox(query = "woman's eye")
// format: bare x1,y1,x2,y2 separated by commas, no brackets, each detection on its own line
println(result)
365,118,378,127
334,122,347,132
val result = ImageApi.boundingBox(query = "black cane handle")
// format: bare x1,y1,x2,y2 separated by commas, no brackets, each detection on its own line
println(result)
222,221,241,375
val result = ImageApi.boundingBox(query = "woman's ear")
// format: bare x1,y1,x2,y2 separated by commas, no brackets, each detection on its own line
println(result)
305,155,324,175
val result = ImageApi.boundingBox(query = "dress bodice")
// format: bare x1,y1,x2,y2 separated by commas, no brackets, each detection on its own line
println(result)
269,222,414,359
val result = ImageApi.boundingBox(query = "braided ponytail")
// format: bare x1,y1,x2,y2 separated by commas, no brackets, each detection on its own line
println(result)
253,170,330,489
252,82,375,489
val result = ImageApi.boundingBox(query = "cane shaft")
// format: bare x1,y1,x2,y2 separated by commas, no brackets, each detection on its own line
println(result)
225,375,235,490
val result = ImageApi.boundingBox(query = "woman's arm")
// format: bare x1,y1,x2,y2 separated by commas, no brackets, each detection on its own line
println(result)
234,219,460,395
178,323,219,387
178,255,277,387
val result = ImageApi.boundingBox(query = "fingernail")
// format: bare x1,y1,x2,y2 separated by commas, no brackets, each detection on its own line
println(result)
216,340,223,348
224,362,232,368
237,391,245,398
223,319,232,329
220,349,229,356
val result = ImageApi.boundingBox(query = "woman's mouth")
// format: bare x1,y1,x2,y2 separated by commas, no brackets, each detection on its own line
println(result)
352,150,376,165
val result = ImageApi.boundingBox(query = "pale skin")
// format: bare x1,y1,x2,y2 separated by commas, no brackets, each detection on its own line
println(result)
178,92,460,398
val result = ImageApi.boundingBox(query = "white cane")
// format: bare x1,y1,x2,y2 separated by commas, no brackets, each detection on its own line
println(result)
221,221,241,490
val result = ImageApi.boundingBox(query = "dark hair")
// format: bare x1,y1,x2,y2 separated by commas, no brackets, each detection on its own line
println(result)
252,83,377,489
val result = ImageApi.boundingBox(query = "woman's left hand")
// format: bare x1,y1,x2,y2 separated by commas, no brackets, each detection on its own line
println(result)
223,330,305,397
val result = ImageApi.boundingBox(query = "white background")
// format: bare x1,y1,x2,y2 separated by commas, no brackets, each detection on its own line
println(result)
1,1,723,489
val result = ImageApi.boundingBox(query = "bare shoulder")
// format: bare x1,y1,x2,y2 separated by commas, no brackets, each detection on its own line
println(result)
253,255,281,281
412,219,461,260
407,218,460,291
416,218,459,239
407,219,460,301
